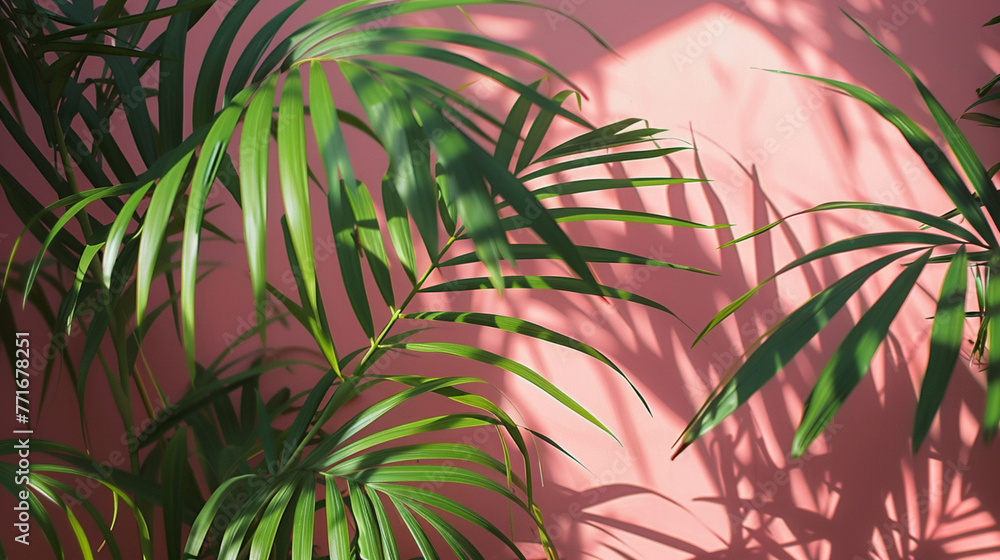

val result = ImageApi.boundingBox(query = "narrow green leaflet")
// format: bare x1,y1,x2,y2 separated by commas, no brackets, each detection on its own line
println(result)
535,119,661,161
240,74,278,344
63,243,104,333
516,90,578,174
340,62,439,261
913,247,968,452
695,231,965,345
102,56,158,167
282,369,338,465
354,181,395,309
349,481,385,560
497,206,722,230
249,477,298,560
330,179,375,337
21,183,133,303
277,68,318,316
370,483,527,560
519,147,686,182
792,249,933,457
422,275,681,321
162,428,188,560
986,257,1000,440
494,79,542,168
331,443,523,489
471,145,603,287
402,311,648,412
32,478,95,560
382,176,417,284
354,467,521,506
303,378,479,466
962,112,1000,127
309,28,574,97
225,0,308,101
217,480,274,560
366,487,401,560
191,0,260,128
102,181,153,288
410,100,513,287
310,62,375,337
441,244,716,274
722,201,984,249
159,0,194,151
386,341,615,439
520,177,698,204
324,476,351,560
308,39,587,130
391,497,440,560
36,0,214,42
181,88,254,375
321,414,502,472
403,500,484,560
291,474,316,560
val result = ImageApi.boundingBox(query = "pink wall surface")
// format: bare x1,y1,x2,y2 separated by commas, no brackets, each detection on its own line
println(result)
3,1,1000,559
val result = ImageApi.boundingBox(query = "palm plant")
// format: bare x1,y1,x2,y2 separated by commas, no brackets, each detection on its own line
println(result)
676,12,1000,459
0,0,715,558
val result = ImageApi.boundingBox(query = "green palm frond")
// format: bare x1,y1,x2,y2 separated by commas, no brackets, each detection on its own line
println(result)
678,11,999,458
2,0,713,556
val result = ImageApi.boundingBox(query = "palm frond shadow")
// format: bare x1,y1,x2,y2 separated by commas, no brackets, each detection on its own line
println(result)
686,140,997,559
469,109,1000,557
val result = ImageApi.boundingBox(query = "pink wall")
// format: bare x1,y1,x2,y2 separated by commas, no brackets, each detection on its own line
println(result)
3,1,1000,559
496,1,1000,558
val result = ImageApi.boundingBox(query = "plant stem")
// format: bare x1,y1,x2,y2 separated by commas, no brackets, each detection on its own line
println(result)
282,233,460,469
351,234,460,378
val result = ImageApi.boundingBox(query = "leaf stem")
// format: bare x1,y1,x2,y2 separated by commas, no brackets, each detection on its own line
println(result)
351,234,460,377
282,233,460,469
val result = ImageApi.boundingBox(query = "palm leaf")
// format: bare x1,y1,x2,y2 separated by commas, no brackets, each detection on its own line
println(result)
913,247,969,452
675,248,924,456
792,249,932,457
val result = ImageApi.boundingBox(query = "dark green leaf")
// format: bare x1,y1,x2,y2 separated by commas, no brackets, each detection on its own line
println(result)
403,310,648,412
792,249,932,457
913,247,968,452
675,248,923,456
